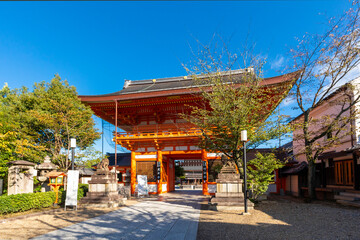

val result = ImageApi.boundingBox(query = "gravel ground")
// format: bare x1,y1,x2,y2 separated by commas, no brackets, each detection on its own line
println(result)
197,196,360,240
0,200,138,240
1,195,360,240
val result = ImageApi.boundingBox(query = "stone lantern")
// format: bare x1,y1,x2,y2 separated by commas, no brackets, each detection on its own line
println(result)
35,156,58,192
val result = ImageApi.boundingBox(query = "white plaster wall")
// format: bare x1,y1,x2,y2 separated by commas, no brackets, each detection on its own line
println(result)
190,146,200,150
183,166,202,171
175,146,187,151
80,177,91,184
135,154,157,159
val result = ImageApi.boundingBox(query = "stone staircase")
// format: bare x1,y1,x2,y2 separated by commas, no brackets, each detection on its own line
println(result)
334,191,360,208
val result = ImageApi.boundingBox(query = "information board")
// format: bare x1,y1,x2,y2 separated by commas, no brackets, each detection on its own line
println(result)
65,170,79,209
137,175,148,197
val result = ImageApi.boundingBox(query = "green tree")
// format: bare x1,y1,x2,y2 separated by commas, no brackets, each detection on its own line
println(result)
247,153,284,201
289,2,360,199
182,41,294,179
28,75,101,170
175,165,185,178
75,146,103,168
0,76,101,177
0,84,45,192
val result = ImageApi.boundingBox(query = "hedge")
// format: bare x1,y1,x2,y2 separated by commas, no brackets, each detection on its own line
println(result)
0,184,88,215
0,191,61,215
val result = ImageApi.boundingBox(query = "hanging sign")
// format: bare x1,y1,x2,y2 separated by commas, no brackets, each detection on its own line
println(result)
157,162,161,180
202,161,207,180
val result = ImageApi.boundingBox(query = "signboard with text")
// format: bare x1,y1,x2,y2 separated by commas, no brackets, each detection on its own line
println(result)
65,170,79,209
137,175,148,197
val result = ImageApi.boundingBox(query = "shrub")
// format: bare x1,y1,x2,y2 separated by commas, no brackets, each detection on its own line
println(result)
0,184,87,215
0,191,58,215
60,184,88,203
247,153,285,201
33,176,42,192
78,184,89,197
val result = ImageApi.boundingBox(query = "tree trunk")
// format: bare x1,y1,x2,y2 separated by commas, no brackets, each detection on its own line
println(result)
307,160,316,200
233,150,243,179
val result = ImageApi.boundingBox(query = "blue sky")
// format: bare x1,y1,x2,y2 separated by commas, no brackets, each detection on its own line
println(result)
0,1,353,153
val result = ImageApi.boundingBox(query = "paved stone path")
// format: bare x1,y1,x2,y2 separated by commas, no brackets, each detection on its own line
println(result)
33,190,204,240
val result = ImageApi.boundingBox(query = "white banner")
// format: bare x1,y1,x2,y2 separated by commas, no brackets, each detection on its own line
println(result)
137,175,148,197
65,170,79,207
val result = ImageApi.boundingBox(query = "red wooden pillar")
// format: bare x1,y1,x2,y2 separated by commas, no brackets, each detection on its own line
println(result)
157,150,163,194
167,158,170,192
114,100,118,168
202,149,209,195
130,151,136,195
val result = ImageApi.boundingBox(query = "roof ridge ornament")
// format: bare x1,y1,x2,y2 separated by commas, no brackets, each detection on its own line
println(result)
124,80,131,89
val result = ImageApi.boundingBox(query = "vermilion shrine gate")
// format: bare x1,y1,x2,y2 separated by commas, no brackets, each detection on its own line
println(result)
80,69,296,195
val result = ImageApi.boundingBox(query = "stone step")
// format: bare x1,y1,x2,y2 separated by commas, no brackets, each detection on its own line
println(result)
215,192,244,198
334,195,357,201
339,192,360,199
211,197,245,203
212,201,254,206
216,180,242,184
214,205,254,211
336,200,360,208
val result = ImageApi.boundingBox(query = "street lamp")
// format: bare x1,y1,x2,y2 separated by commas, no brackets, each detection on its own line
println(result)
241,130,248,214
70,138,76,170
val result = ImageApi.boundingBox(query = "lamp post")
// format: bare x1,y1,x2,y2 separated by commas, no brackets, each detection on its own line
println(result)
70,138,76,170
241,130,248,213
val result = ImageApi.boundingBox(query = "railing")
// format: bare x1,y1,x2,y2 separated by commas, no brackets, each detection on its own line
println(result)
116,128,204,140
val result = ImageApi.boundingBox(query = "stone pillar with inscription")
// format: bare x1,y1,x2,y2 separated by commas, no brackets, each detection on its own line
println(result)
210,161,253,211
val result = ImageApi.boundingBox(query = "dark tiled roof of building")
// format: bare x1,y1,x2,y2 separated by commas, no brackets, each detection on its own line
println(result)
280,161,308,175
81,69,253,97
36,161,58,170
107,152,131,167
76,167,95,176
318,144,360,160
246,147,295,163
246,148,273,161
7,160,36,166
